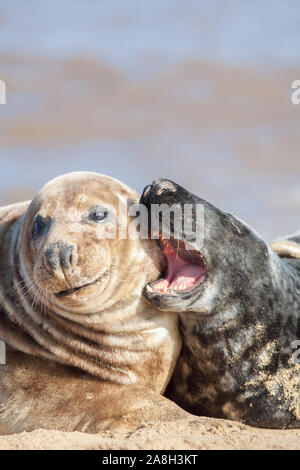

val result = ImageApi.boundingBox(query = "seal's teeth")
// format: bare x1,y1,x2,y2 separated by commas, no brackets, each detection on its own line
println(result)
174,284,186,291
146,285,153,292
170,290,178,296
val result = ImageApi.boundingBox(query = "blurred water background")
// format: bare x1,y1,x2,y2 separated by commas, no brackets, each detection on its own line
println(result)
0,0,300,239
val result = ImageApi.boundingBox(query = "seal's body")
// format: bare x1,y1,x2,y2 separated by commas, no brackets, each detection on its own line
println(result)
0,172,183,434
141,179,300,429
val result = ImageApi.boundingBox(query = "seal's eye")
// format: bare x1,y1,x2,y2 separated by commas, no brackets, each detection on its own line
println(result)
89,207,109,223
32,215,48,239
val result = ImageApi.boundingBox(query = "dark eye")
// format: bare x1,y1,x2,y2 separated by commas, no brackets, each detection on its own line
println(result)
89,207,109,223
32,215,48,239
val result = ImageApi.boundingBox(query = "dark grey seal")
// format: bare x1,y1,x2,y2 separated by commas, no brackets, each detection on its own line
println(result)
141,178,300,429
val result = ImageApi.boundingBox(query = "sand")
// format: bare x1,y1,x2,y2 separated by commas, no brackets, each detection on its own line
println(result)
0,415,299,450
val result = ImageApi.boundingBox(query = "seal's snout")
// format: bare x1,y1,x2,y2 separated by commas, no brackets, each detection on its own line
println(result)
140,184,152,206
44,241,76,272
140,178,178,207
152,178,178,195
152,178,166,187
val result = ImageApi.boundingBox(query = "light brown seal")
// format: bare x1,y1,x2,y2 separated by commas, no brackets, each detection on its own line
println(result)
0,172,185,434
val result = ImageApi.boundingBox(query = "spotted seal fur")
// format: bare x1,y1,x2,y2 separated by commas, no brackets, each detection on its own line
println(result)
141,178,300,429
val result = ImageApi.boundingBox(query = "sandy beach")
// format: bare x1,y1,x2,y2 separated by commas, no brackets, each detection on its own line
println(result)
1,416,300,450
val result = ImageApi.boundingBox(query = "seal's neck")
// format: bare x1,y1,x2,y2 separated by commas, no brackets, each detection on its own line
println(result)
180,247,300,366
171,249,300,423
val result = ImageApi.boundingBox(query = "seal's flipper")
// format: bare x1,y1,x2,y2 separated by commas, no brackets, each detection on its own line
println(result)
269,240,300,259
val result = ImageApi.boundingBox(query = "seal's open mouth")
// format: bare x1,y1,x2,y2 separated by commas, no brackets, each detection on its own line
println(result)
147,235,206,295
55,277,102,298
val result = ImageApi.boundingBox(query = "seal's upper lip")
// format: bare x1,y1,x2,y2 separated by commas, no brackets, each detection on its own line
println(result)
55,276,102,298
146,234,207,296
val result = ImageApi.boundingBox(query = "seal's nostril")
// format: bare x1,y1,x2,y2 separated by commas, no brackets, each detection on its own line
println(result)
44,242,76,272
44,247,59,271
60,244,75,270
69,246,77,268
152,178,177,194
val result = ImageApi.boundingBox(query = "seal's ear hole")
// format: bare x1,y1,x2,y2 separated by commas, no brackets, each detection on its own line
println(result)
32,215,51,240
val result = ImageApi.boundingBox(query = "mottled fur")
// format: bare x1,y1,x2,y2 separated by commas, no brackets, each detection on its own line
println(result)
142,179,300,429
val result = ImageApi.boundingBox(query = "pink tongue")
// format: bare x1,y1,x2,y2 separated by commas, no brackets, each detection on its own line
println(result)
169,264,205,290
152,239,206,292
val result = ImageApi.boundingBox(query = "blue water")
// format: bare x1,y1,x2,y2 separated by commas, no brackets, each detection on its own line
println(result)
0,1,300,240
1,1,300,69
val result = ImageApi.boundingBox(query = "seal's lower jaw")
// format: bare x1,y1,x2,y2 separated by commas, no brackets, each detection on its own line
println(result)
54,270,109,300
145,237,207,303
55,276,103,298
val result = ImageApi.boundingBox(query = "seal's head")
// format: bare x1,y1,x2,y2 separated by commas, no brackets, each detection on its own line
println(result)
141,178,272,314
19,172,164,314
